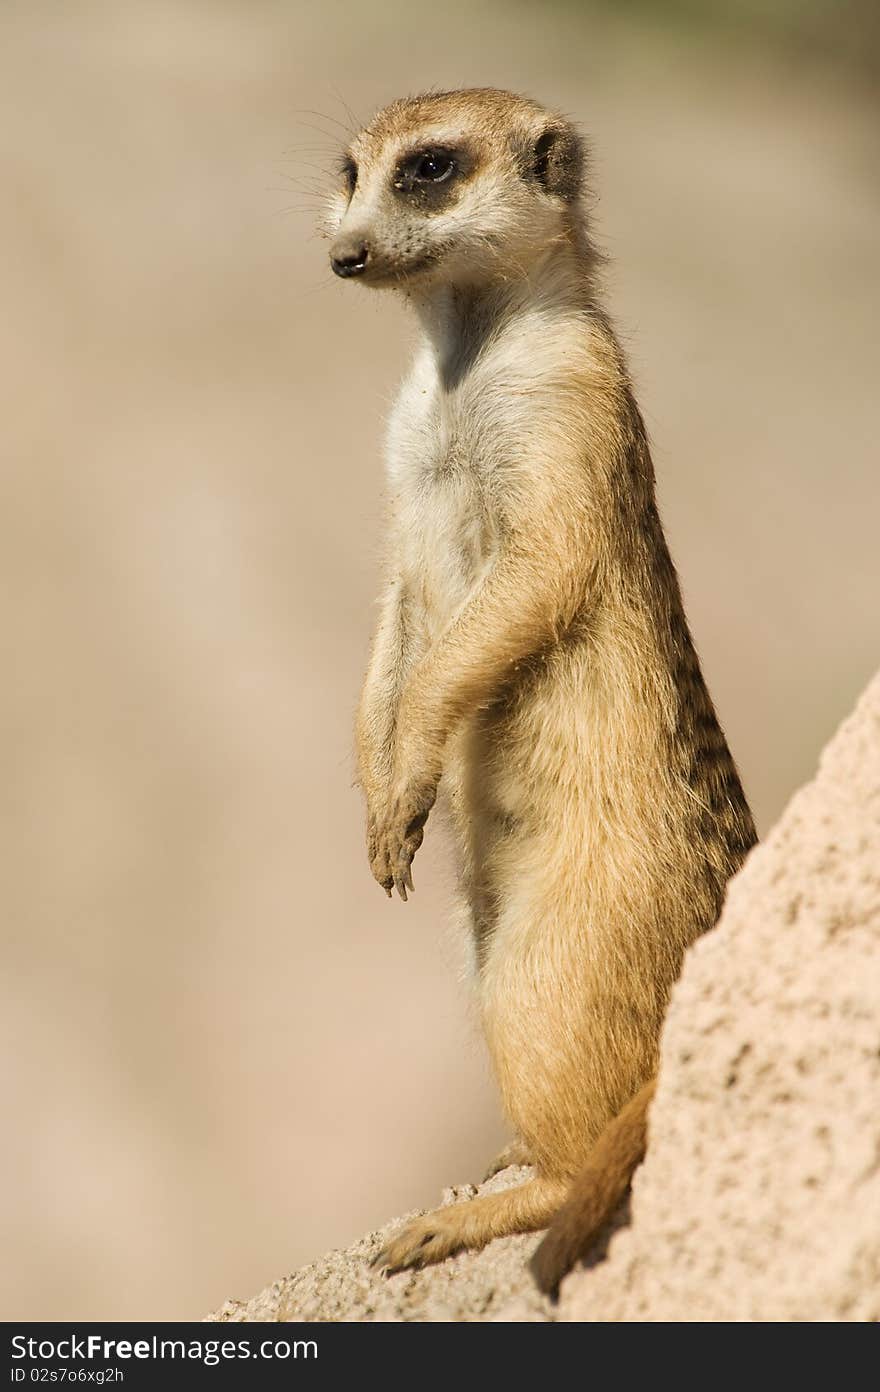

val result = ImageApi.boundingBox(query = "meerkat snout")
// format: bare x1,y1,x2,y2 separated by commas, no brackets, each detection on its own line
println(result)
330,236,370,278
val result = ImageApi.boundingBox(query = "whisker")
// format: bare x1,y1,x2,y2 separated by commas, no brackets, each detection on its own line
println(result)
281,160,336,180
280,144,346,157
327,86,364,135
272,205,326,219
292,107,356,139
289,275,336,306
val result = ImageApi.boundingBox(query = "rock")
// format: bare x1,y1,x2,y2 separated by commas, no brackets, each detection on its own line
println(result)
208,671,880,1323
559,668,880,1322
207,1168,554,1323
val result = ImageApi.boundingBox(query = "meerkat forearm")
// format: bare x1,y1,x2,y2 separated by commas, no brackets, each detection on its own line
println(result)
393,519,593,780
370,466,602,898
355,579,413,811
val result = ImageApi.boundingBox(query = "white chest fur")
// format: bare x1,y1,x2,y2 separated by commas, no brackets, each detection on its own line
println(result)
382,296,590,640
384,344,500,638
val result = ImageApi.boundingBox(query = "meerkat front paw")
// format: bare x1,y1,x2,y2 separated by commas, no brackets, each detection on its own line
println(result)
369,778,436,900
371,1205,470,1273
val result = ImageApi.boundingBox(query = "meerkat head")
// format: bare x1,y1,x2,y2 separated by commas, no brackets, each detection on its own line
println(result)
326,88,587,291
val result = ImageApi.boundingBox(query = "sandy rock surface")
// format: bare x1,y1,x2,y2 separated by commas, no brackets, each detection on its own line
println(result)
560,668,880,1322
209,672,880,1323
208,1168,553,1323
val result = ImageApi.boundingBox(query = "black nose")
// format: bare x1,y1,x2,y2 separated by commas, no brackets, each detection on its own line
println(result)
331,242,369,278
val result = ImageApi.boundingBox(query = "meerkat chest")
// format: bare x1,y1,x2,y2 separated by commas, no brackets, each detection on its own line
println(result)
385,357,502,636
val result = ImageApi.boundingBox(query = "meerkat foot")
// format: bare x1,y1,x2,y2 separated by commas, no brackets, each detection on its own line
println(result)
482,1138,533,1181
372,1175,568,1274
372,1208,474,1272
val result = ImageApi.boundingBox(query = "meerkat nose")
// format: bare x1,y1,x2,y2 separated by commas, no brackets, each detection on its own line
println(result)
330,239,370,278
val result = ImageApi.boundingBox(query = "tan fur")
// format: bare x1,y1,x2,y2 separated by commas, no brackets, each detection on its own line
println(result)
530,1079,656,1295
326,89,756,1278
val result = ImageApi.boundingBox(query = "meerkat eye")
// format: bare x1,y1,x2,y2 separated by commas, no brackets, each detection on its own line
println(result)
340,155,358,196
395,149,456,190
414,151,455,183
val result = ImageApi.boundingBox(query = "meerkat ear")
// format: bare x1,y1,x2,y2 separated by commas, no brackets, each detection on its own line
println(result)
530,123,584,202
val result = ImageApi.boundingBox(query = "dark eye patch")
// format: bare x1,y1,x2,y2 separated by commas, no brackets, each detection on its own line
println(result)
339,154,358,196
394,148,457,190
391,144,476,209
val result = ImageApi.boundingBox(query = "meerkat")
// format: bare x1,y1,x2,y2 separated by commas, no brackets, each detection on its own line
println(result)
325,88,756,1293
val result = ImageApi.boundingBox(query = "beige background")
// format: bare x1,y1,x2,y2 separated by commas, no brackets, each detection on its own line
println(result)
1,0,877,1320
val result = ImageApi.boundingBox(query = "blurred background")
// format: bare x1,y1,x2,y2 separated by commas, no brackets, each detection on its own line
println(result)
1,0,877,1320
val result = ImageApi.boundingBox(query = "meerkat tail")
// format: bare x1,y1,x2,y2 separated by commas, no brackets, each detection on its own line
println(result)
530,1078,657,1297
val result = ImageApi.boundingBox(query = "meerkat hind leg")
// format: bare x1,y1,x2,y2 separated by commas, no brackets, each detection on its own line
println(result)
373,1174,568,1273
482,1136,534,1182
